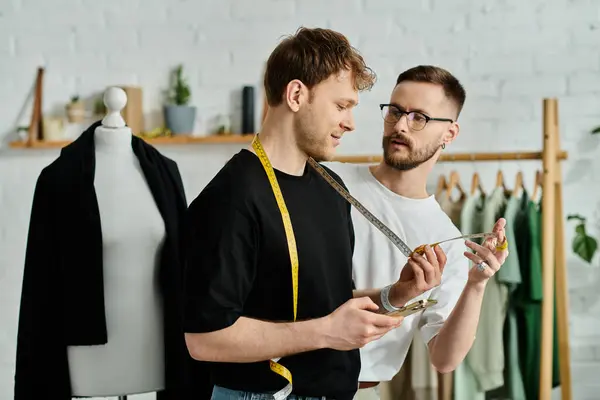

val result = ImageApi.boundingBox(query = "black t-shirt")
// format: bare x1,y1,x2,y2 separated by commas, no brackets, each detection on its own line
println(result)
183,149,359,399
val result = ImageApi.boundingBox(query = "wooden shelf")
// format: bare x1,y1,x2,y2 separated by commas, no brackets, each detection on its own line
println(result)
8,134,255,149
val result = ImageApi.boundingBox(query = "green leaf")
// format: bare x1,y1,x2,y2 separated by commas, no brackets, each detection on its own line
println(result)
592,126,600,134
568,215,598,264
567,214,586,223
572,231,598,263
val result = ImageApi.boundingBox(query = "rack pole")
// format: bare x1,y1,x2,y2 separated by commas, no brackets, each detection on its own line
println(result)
540,98,558,399
332,151,568,164
551,99,573,400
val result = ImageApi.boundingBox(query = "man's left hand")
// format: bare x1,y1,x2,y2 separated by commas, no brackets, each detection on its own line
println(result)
463,218,509,287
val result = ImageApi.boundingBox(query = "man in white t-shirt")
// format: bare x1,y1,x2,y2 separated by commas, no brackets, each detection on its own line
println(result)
326,65,509,399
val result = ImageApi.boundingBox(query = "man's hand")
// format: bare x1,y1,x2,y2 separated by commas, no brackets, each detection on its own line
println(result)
322,297,403,351
390,244,447,306
464,218,509,289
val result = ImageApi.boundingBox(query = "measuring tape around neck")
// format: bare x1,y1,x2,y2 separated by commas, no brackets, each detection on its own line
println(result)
306,158,413,258
251,134,297,400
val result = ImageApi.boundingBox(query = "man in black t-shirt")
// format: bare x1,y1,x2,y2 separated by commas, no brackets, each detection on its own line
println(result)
182,27,446,400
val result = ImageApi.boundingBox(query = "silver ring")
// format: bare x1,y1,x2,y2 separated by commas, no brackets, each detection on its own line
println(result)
477,261,488,272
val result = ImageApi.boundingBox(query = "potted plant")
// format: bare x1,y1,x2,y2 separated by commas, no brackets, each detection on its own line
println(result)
163,64,196,135
66,95,85,123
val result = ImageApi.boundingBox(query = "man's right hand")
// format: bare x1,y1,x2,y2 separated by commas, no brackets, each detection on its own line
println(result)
390,244,447,306
322,297,403,351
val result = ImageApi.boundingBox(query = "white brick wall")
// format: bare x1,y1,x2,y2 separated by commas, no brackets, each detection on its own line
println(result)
1,0,600,399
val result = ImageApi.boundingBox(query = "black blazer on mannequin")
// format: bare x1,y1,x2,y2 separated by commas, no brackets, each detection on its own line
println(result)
14,121,212,399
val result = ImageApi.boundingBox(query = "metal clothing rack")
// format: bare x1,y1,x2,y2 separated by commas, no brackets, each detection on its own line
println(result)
332,98,572,400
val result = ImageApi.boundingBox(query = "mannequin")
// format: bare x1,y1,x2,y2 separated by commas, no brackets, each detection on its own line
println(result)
14,88,213,400
66,87,166,398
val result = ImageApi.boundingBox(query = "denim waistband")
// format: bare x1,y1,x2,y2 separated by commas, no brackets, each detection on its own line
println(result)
212,385,329,400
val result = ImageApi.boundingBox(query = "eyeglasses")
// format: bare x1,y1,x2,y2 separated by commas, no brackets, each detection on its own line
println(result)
379,104,454,131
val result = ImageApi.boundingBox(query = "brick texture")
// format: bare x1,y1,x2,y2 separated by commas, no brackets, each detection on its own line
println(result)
1,0,600,399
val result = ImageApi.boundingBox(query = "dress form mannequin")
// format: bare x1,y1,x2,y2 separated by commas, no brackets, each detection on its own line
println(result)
66,87,166,399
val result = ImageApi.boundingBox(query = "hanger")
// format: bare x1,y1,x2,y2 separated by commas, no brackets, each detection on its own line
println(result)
513,171,524,198
446,170,465,200
496,170,504,188
470,171,485,196
532,170,543,201
436,175,448,198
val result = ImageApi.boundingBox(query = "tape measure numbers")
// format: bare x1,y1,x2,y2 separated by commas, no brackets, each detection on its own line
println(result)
307,158,413,258
252,135,297,400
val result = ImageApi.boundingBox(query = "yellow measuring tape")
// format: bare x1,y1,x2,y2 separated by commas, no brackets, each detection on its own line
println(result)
252,134,297,400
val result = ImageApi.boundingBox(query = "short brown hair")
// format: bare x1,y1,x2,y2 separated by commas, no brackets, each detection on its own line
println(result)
396,65,466,117
264,27,376,106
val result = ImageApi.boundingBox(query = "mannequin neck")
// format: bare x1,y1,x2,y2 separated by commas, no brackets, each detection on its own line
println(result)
94,126,133,153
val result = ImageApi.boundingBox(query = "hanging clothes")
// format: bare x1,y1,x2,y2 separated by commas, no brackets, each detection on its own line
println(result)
437,192,467,229
382,342,415,400
436,193,467,400
453,191,485,400
454,187,508,399
411,331,437,400
486,193,527,400
512,193,561,400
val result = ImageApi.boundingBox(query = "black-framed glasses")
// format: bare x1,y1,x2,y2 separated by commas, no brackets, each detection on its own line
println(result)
379,104,454,131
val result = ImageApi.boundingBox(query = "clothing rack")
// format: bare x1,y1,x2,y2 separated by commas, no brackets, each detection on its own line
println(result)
333,98,571,400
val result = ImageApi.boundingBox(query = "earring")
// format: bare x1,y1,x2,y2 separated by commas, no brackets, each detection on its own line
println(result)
441,143,446,150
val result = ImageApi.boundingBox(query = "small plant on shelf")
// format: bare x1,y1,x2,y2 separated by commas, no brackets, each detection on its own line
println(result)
66,95,85,123
163,64,196,135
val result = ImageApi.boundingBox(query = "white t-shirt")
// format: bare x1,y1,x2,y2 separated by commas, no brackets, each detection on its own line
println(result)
324,162,469,382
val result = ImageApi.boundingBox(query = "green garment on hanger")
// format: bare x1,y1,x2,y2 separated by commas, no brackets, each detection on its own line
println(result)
487,194,527,400
513,193,561,400
454,187,509,399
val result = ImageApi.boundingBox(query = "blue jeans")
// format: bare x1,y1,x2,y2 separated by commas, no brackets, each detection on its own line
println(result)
211,385,328,400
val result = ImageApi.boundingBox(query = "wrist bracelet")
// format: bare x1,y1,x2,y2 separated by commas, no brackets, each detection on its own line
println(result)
381,284,400,312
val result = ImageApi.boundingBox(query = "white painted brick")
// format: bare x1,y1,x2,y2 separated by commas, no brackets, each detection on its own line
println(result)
44,53,108,79
534,51,600,74
328,15,395,41
359,33,428,59
469,55,535,77
138,25,199,53
231,0,295,21
0,55,47,95
501,75,568,97
199,62,262,87
468,7,538,30
167,0,231,24
399,12,468,33
461,78,501,97
295,0,362,16
74,26,138,54
14,28,75,56
460,96,535,120
559,94,600,117
431,0,475,9
537,1,600,29
363,0,431,13
104,1,168,26
571,24,600,47
470,28,570,56
201,20,306,46
568,72,600,94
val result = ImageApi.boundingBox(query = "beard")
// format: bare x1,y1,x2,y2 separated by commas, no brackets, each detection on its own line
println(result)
293,108,336,162
382,133,440,171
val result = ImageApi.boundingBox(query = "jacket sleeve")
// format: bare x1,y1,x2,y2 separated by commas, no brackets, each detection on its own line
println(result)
14,170,71,399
